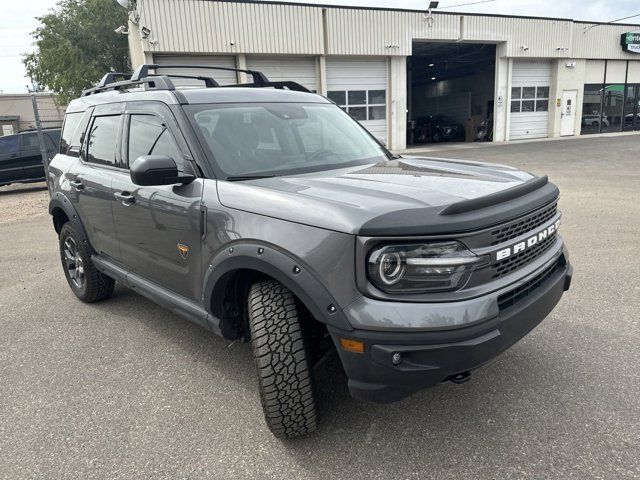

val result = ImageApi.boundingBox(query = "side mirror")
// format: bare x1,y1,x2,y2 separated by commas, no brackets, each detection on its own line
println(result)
130,155,194,186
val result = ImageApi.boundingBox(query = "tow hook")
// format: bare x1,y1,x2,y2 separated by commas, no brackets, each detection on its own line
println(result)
446,371,471,384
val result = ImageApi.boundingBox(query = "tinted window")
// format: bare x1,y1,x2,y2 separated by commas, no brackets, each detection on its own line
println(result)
128,115,183,170
60,113,83,154
0,135,19,154
86,115,120,166
22,133,40,150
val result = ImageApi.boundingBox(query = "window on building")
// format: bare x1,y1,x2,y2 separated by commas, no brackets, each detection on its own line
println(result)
128,115,183,170
86,115,120,166
510,86,549,113
623,84,640,131
327,89,386,121
602,84,625,133
581,84,604,135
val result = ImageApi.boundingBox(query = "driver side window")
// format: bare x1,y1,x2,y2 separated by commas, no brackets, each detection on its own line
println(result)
128,114,183,171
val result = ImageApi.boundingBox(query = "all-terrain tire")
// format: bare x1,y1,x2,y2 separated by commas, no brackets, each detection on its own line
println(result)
59,223,115,303
248,280,318,438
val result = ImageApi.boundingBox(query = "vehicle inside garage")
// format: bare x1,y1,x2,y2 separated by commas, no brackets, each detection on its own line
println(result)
408,42,496,145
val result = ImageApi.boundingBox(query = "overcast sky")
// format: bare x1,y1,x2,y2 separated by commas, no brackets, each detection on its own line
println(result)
1,0,639,93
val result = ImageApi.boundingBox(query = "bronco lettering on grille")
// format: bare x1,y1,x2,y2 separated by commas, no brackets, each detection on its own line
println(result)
495,219,560,261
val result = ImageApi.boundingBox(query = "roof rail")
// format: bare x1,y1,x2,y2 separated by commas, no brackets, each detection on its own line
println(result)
83,63,312,97
81,76,176,97
96,72,129,88
131,63,272,86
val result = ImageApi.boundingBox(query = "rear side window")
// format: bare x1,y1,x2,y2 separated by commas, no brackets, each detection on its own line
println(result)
0,135,19,154
60,113,83,154
86,115,120,166
128,114,183,170
22,133,40,150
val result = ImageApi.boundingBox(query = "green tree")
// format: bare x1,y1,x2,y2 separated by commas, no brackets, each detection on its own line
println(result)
23,0,130,104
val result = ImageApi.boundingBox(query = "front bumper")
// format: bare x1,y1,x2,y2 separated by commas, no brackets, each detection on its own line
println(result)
329,256,572,404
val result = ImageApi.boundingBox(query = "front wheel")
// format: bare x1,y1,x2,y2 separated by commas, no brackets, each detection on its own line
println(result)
59,223,115,303
248,280,318,438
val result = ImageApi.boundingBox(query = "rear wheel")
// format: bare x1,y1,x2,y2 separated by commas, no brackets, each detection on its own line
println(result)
59,223,115,303
248,280,318,438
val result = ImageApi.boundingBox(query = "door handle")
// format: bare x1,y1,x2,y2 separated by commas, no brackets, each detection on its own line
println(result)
69,180,84,190
114,191,135,204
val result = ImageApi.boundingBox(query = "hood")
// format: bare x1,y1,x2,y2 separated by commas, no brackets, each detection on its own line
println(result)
217,157,559,236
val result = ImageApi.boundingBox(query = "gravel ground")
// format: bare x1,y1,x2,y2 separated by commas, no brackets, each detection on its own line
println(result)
0,182,49,224
0,135,638,479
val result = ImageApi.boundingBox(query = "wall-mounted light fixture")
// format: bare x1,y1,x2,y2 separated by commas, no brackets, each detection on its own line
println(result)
423,1,439,27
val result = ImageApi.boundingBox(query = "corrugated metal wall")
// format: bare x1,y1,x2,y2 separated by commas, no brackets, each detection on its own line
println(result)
140,0,323,54
137,1,640,60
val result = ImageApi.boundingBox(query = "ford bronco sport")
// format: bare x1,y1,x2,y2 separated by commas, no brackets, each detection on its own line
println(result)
48,65,572,438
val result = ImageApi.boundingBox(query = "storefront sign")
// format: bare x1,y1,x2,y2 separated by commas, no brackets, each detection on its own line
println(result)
621,32,640,53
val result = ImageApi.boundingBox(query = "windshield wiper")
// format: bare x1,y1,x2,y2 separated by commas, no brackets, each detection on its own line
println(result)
226,174,277,181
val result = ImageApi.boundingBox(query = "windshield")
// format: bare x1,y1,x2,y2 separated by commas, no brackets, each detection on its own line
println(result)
185,103,389,178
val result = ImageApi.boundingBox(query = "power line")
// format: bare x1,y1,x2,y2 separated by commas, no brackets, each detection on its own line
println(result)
438,0,495,9
584,12,640,33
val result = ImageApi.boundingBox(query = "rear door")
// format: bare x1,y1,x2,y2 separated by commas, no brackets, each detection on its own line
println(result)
111,101,203,300
19,132,46,180
0,135,22,184
68,104,123,260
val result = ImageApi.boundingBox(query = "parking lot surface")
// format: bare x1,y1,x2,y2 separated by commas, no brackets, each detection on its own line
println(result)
1,135,639,479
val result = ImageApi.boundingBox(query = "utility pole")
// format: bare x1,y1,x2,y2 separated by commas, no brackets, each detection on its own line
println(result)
28,84,53,195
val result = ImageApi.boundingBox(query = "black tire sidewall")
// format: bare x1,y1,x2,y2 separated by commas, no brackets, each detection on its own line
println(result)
59,224,90,300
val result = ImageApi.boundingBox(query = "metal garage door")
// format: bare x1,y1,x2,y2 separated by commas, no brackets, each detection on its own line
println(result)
153,55,238,86
326,57,388,144
509,61,551,140
245,56,317,92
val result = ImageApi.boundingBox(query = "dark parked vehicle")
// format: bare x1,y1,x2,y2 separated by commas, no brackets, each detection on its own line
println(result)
410,114,465,143
0,128,61,186
48,65,572,438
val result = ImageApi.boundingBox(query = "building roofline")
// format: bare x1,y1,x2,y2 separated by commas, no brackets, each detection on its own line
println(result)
206,0,640,27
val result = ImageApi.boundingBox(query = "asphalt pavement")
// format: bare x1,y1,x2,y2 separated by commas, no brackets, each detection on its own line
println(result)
0,134,639,479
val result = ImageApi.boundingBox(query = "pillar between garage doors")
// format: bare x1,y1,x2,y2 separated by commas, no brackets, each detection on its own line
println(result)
389,56,407,151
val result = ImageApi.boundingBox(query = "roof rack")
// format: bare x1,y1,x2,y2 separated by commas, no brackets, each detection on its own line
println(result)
81,63,311,97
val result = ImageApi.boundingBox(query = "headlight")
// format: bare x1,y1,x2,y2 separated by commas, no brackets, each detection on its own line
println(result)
366,242,489,294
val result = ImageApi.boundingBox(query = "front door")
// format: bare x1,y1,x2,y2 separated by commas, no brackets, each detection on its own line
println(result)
560,90,577,136
111,102,203,301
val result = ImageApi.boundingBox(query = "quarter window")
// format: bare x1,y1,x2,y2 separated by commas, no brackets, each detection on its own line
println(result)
327,89,386,121
128,115,183,170
60,112,82,154
86,115,120,166
510,86,549,113
0,135,19,154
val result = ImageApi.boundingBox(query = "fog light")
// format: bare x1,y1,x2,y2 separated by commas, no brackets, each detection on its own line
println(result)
392,352,402,365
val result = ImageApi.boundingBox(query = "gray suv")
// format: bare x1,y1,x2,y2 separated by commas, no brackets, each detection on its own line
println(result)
48,65,572,438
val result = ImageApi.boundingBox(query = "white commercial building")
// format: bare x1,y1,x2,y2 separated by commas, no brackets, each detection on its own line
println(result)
125,0,640,150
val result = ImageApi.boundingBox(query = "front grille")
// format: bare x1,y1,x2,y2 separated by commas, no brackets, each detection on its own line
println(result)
492,233,558,279
490,201,557,245
497,258,563,310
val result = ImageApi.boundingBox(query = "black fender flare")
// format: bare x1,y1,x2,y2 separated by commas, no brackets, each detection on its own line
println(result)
203,242,353,331
48,192,93,253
